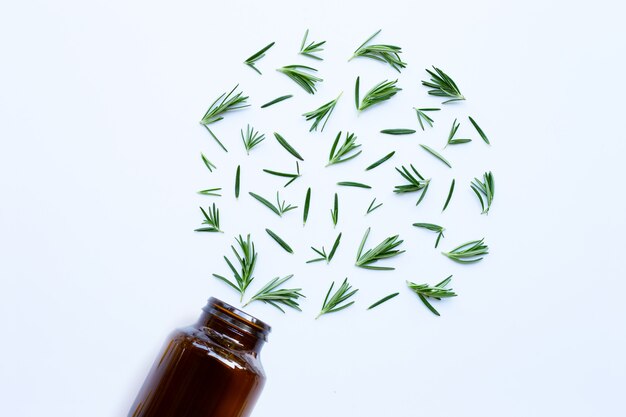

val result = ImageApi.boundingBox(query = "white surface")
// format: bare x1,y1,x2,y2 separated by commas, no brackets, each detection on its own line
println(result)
1,0,625,416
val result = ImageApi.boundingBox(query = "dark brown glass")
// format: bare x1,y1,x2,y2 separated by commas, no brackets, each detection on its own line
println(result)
128,298,271,417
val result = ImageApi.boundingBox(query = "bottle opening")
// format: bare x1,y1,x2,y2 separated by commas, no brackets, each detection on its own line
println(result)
202,297,271,341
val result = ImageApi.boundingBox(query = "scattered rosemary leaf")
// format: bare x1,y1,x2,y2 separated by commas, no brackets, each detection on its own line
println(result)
421,66,465,104
303,187,311,225
365,151,395,171
407,276,456,316
419,144,451,168
442,239,489,263
350,30,406,72
244,275,304,312
195,203,222,233
200,153,216,172
240,125,265,154
367,292,399,310
381,129,416,135
355,227,405,270
468,116,490,145
327,131,362,166
200,85,249,126
330,193,339,226
412,222,445,248
299,29,326,60
357,79,401,111
446,118,471,146
442,179,455,212
394,165,430,206
212,234,257,301
235,165,241,198
471,171,495,214
337,181,371,189
316,278,359,319
366,197,383,214
261,94,293,109
414,108,440,130
198,188,222,197
277,65,322,94
354,76,360,110
244,41,275,74
274,132,304,161
263,161,301,187
303,93,342,132
265,228,293,254
249,191,297,217
307,232,342,263
202,125,228,152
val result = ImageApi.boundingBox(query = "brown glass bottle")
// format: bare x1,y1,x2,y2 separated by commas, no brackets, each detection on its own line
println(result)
128,297,271,417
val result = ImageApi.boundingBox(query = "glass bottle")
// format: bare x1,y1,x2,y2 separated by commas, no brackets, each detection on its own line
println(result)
128,297,271,417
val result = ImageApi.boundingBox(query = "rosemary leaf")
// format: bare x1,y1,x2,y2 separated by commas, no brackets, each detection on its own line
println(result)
235,165,241,198
307,232,341,264
303,93,342,132
261,94,293,109
202,125,228,152
316,278,358,319
244,275,304,313
407,276,456,316
414,108,440,130
327,131,362,166
381,129,415,135
442,179,455,212
419,144,451,168
337,181,371,189
351,30,406,72
299,29,326,60
200,153,216,172
331,193,339,226
367,292,399,310
366,198,383,214
393,165,431,205
442,239,489,263
212,234,257,301
241,125,265,154
198,188,222,197
263,161,301,187
356,78,401,111
412,223,445,248
303,187,311,225
277,65,322,94
200,85,249,126
355,227,405,270
446,119,472,146
365,151,395,171
421,66,465,104
468,116,490,144
249,191,297,217
194,203,222,233
244,42,275,74
274,132,304,161
471,171,495,214
265,228,293,254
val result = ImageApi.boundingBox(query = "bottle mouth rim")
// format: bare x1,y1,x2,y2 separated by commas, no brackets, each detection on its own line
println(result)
203,297,271,338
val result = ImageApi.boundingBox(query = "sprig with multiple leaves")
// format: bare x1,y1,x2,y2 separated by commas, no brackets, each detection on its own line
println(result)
316,278,358,319
394,165,431,206
263,161,301,187
241,125,265,154
303,93,342,132
212,235,257,301
355,77,401,111
249,191,298,217
299,29,326,60
355,227,405,270
307,233,342,263
412,223,445,248
327,131,362,166
244,42,275,74
277,65,322,94
200,85,249,125
421,66,465,104
350,29,406,72
407,276,456,316
414,108,440,130
471,171,495,214
244,275,304,313
194,204,222,233
442,239,489,263
446,119,471,146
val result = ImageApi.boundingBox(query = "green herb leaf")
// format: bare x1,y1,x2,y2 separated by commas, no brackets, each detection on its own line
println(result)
365,151,395,171
393,165,431,205
273,132,304,161
244,275,304,313
303,93,342,132
337,181,371,189
351,30,406,72
316,278,359,319
355,227,405,270
446,118,472,146
200,153,216,172
235,165,241,198
380,129,415,135
366,197,383,214
197,187,222,197
468,116,490,144
303,187,311,225
307,232,342,264
299,29,326,60
421,66,465,104
260,94,293,109
407,276,456,316
202,125,228,152
419,144,451,168
244,42,275,74
249,191,298,217
212,234,257,301
471,171,495,214
265,228,293,253
412,222,445,248
414,108,440,130
367,292,399,310
200,85,249,126
354,76,360,110
240,124,265,154
442,239,489,263
331,193,339,226
277,65,322,94
194,203,222,233
442,179,455,212
357,79,401,111
263,161,301,187
327,131,362,166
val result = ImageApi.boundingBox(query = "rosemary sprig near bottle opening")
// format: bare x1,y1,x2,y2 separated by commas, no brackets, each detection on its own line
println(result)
198,187,222,197
212,234,257,301
299,29,326,60
330,193,339,226
244,42,275,75
407,276,456,316
307,232,342,263
202,125,228,152
366,198,383,214
241,125,265,154
471,171,495,214
249,191,298,217
200,85,249,125
414,108,440,130
419,144,451,168
244,275,304,313
355,77,401,111
235,165,241,198
261,94,293,109
273,132,304,161
316,278,358,319
468,116,490,144
265,229,293,254
327,131,362,166
200,153,216,172
381,129,415,135
303,93,342,132
195,204,222,233
263,161,301,187
303,187,311,225
337,181,371,189
367,292,399,310
421,66,465,104
442,238,489,263
350,29,406,72
446,119,471,146
277,65,322,94
442,179,455,212
366,151,395,171
355,227,405,270
394,165,431,206
412,223,445,248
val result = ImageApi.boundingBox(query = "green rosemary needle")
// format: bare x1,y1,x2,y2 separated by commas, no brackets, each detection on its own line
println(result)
421,66,465,104
407,276,456,316
337,181,371,189
307,232,341,263
200,153,216,172
394,165,431,206
235,165,241,198
195,203,222,233
446,118,471,146
299,29,326,60
468,116,490,144
197,188,222,197
244,275,304,313
414,108,440,130
419,144,451,168
316,278,359,319
202,125,228,152
303,93,342,132
265,228,293,253
356,78,401,111
260,94,293,109
366,151,395,171
412,222,445,248
212,234,257,301
330,193,339,226
355,227,405,270
244,41,275,74
249,191,298,217
471,171,495,214
273,132,304,161
366,198,383,214
442,179,455,212
241,125,265,154
327,131,362,166
200,85,249,125
380,129,415,135
263,161,301,187
303,187,311,225
442,239,489,263
277,65,322,94
367,292,399,310
350,30,406,72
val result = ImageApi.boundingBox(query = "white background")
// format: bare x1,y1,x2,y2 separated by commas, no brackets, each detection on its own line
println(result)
1,0,625,416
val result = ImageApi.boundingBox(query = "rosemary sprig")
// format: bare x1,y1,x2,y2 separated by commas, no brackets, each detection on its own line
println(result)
330,193,339,226
244,275,304,313
394,165,431,206
421,66,465,104
303,93,342,132
261,94,293,109
442,239,489,263
306,232,341,263
356,78,401,111
327,131,362,166
241,125,265,154
200,153,216,172
412,223,445,248
235,165,241,198
366,151,395,171
446,119,471,146
200,85,249,125
198,187,222,197
277,65,322,94
316,278,358,319
212,235,257,301
337,181,371,189
244,42,275,74
366,198,383,214
380,129,415,135
419,144,451,168
468,116,490,144
355,227,405,270
407,276,456,316
249,191,298,217
350,30,406,72
273,132,304,161
367,292,399,310
442,179,455,212
265,228,293,254
202,125,228,152
414,108,440,130
299,29,326,60
471,171,495,214
303,187,311,225
194,204,222,233
263,161,301,187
